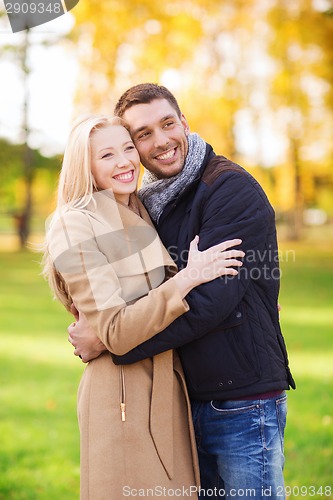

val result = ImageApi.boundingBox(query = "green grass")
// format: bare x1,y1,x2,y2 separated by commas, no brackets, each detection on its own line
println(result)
0,242,332,499
277,242,333,498
0,251,82,499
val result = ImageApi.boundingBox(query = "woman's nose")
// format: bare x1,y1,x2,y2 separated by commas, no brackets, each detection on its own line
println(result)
116,153,131,168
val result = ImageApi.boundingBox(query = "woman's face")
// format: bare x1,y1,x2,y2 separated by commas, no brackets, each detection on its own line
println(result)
90,125,140,205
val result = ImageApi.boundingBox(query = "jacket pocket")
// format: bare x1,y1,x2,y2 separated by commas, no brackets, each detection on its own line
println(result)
180,304,261,394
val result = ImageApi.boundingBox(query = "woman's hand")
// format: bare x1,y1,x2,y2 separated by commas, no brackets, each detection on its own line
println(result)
173,236,244,298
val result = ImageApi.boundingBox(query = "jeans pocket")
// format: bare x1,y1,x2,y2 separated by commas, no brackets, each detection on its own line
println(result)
276,393,287,452
210,399,258,414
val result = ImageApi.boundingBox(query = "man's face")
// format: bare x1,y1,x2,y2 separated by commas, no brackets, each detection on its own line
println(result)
122,98,190,179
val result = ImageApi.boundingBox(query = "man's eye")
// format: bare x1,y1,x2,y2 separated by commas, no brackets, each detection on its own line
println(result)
138,131,150,140
164,121,174,128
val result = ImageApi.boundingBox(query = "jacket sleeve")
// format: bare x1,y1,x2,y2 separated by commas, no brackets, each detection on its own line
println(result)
111,171,275,365
47,210,189,355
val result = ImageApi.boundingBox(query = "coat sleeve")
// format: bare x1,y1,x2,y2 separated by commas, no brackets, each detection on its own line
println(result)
111,171,276,365
47,210,189,355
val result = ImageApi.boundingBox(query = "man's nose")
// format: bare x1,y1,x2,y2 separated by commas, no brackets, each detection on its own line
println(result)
153,129,169,149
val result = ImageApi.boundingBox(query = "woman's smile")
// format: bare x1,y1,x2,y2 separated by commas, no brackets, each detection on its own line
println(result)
113,170,135,183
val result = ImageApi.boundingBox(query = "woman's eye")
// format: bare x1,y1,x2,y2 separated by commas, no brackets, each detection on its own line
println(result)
125,145,135,151
101,153,113,159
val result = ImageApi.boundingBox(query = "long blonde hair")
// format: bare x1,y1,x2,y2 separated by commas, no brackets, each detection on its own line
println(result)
42,114,130,310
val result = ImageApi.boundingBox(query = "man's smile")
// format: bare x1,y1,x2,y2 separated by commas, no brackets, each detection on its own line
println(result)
155,148,176,161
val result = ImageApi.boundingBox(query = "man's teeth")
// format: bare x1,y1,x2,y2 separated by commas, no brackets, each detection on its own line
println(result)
114,172,133,181
156,149,175,160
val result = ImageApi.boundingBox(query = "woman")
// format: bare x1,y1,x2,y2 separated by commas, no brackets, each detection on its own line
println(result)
43,115,244,499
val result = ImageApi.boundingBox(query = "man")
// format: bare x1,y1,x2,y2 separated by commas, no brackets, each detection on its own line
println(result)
69,83,295,499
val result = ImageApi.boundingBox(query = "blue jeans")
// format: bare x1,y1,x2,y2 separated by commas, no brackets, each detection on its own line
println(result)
191,392,287,500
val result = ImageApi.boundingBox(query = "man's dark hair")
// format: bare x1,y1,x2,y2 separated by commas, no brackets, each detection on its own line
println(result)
114,83,182,119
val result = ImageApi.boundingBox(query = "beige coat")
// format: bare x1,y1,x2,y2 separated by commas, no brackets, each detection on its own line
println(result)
47,190,200,499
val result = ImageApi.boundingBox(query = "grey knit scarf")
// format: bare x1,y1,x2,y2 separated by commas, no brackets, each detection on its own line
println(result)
138,133,207,223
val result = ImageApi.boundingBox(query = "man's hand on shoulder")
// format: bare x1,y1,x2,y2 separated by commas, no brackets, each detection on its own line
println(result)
68,304,107,363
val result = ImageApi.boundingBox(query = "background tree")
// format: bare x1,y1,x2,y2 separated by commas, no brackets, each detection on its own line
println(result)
0,15,70,247
0,137,60,247
267,0,333,238
0,0,332,244
70,0,333,227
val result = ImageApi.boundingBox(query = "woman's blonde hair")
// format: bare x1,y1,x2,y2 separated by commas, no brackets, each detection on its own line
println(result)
42,114,130,310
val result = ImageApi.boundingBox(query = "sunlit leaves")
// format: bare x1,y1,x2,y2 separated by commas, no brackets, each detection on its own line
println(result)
68,0,332,231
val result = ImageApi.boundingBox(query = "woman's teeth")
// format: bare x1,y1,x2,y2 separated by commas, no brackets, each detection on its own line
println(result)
114,171,133,181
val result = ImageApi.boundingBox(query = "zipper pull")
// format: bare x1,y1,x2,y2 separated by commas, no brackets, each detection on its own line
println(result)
120,402,126,422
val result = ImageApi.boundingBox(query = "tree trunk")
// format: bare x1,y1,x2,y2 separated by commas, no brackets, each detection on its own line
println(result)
288,137,304,240
19,28,33,248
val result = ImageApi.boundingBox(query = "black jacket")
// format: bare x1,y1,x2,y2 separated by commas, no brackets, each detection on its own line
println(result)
112,147,296,400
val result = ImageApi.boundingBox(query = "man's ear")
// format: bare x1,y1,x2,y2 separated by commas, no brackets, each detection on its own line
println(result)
181,114,190,135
